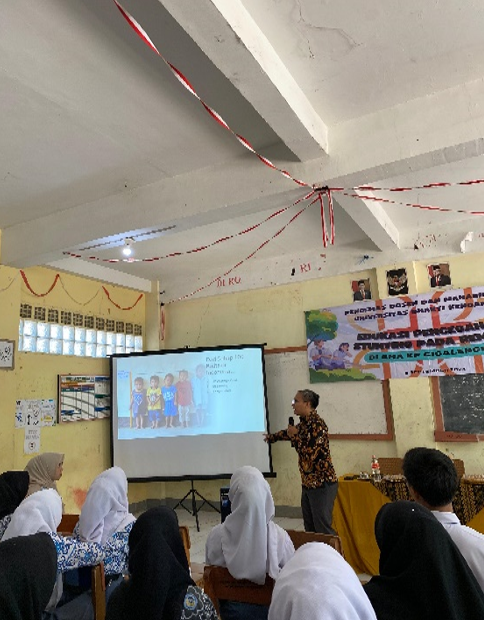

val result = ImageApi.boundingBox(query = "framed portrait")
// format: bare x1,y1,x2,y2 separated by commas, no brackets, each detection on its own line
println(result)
428,263,452,288
351,278,372,302
386,268,408,296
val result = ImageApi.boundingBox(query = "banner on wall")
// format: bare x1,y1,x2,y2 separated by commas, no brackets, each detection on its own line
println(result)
305,286,484,383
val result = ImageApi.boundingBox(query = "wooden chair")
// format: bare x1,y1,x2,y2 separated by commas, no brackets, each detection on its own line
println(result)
203,565,274,615
57,513,79,535
91,562,106,620
378,457,403,476
179,525,191,564
285,529,344,557
453,459,465,478
56,515,106,620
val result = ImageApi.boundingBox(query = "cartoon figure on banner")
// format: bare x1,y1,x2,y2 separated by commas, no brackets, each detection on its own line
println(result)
386,268,409,296
308,336,335,371
352,279,372,301
429,263,452,288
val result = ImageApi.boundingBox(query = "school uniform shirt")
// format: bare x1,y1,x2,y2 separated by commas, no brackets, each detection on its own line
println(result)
2,489,103,610
78,466,135,575
432,510,484,591
205,466,294,584
0,515,12,541
269,543,377,620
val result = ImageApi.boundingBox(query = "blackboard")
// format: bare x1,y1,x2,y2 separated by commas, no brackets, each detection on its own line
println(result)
436,375,484,436
264,350,393,438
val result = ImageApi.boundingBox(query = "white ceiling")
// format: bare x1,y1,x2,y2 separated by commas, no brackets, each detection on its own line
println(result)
2,0,484,301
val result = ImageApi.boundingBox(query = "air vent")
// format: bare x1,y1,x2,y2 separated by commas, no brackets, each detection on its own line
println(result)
84,316,94,329
73,313,84,327
60,311,72,325
20,304,32,318
34,307,46,321
47,309,59,323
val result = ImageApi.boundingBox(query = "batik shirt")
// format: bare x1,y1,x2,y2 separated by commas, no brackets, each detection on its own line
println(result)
49,532,103,572
267,411,337,489
102,522,134,575
181,585,218,620
0,514,12,541
73,521,134,575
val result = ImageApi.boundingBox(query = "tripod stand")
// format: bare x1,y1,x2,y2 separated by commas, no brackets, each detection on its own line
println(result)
173,479,220,531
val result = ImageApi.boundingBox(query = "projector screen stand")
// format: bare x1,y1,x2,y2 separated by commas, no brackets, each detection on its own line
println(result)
173,479,220,532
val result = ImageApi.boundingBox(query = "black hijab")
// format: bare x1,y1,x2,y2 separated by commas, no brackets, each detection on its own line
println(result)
0,471,29,519
106,506,194,620
0,532,57,620
364,501,484,620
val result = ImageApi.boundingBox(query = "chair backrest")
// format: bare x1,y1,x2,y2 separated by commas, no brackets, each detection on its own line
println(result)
91,562,106,620
453,459,465,478
378,457,403,476
179,525,191,564
57,513,79,535
203,565,274,614
285,529,344,557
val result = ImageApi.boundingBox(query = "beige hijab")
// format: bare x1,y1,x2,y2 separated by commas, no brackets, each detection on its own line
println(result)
25,453,64,496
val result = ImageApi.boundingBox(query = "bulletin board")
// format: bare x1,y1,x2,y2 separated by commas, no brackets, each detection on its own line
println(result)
58,375,110,423
264,349,393,439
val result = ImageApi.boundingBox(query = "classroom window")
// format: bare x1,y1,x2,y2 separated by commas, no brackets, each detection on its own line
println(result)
18,318,143,357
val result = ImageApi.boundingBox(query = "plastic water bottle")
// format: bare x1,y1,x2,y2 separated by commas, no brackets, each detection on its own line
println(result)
371,455,381,481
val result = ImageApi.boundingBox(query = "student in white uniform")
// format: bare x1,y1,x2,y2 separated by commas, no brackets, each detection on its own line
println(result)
205,466,295,620
269,542,376,620
403,446,484,591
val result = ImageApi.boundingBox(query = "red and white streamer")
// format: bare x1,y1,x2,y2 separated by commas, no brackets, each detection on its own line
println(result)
172,192,316,303
113,0,308,188
63,191,314,263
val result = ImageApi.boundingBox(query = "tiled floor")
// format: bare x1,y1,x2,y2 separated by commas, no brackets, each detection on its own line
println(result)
175,507,372,583
175,507,304,563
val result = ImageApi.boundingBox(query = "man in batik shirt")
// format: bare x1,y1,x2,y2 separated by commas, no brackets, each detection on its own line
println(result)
264,389,338,534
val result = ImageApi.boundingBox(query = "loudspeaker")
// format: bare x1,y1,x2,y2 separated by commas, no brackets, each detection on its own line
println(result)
220,486,231,522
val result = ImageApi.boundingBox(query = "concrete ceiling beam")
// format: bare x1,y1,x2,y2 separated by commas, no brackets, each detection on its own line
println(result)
159,0,328,160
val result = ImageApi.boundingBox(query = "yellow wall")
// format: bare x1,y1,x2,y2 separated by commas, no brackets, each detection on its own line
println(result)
162,256,484,508
0,265,150,512
2,254,484,513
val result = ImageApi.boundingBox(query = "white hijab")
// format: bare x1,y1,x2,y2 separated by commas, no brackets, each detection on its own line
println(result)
269,543,377,620
78,466,135,545
2,488,62,540
205,465,294,584
2,488,63,610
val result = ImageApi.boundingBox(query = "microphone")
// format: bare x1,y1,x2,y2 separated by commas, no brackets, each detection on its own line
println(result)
288,416,294,426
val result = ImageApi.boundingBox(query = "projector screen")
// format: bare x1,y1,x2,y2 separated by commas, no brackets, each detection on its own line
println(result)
110,344,273,480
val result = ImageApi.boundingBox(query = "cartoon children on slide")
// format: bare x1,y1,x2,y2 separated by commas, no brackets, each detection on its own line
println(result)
130,377,147,429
